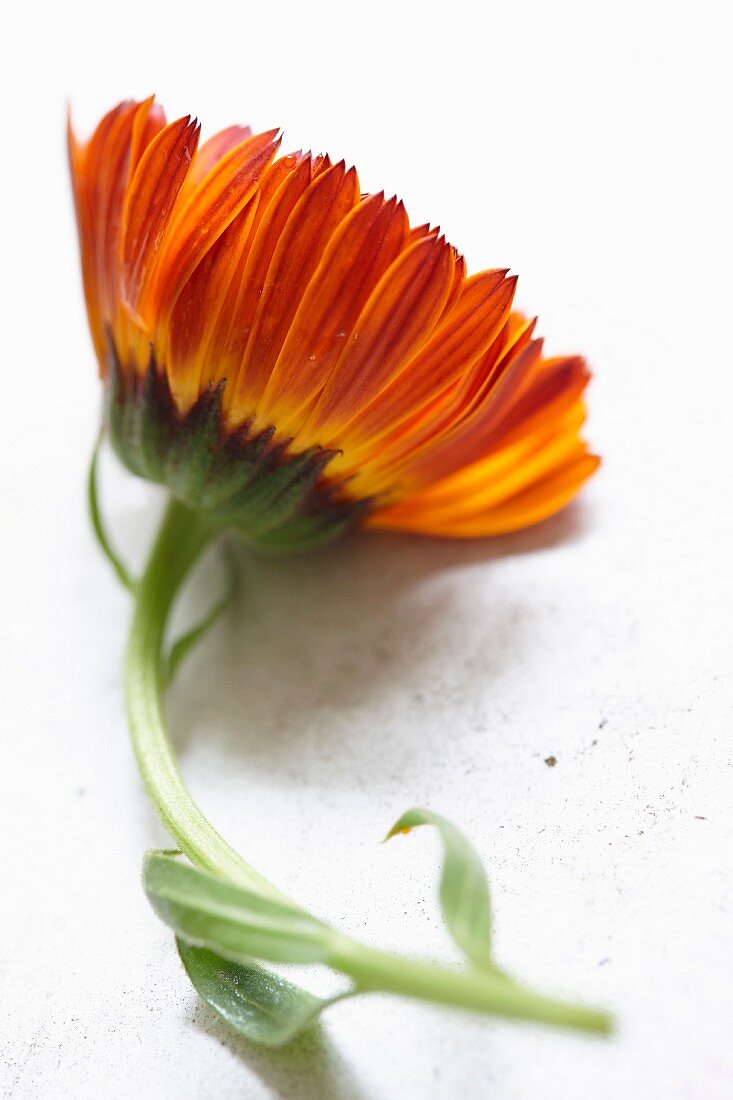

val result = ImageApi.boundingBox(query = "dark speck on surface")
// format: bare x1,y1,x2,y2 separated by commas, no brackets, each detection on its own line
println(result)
544,756,557,768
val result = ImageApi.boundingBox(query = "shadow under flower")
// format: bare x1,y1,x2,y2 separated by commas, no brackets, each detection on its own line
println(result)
165,498,595,785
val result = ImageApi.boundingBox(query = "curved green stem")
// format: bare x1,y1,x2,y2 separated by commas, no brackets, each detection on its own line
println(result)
88,434,136,592
329,938,611,1032
127,496,611,1035
125,497,286,900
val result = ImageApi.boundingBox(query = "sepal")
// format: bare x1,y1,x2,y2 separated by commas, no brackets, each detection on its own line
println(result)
106,344,371,550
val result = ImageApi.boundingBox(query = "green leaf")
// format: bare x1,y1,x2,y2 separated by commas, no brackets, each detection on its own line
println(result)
143,851,334,966
386,808,493,968
162,551,235,686
146,853,352,1045
176,940,349,1046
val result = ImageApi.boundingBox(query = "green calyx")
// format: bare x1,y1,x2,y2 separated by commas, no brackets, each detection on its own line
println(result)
105,344,371,551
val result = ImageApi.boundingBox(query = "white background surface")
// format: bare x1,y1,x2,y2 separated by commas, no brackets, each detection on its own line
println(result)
1,1,731,1097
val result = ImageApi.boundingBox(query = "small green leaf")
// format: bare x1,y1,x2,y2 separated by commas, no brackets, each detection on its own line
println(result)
386,808,493,968
163,551,235,686
144,851,334,966
177,940,349,1046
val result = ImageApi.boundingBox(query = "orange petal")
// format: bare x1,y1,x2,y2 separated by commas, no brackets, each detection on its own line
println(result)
146,129,281,319
439,252,467,321
409,221,434,241
453,313,537,414
127,96,166,183
69,99,144,364
385,338,547,489
481,355,591,453
189,154,314,416
368,315,536,473
372,452,599,536
259,192,409,429
471,452,600,535
68,113,97,349
120,115,200,313
343,314,538,494
239,161,360,411
162,195,261,409
371,406,597,536
188,124,253,185
401,402,588,513
251,152,310,217
303,233,456,434
337,269,516,454
185,155,310,397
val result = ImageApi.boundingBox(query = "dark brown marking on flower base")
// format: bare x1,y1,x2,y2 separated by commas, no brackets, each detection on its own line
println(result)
104,337,372,551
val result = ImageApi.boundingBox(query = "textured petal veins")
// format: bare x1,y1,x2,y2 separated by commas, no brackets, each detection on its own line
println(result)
69,98,599,538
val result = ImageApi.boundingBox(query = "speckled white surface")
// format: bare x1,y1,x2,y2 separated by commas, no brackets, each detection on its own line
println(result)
2,2,731,1097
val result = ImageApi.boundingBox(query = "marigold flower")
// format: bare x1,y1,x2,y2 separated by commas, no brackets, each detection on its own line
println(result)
67,98,610,1044
69,97,597,549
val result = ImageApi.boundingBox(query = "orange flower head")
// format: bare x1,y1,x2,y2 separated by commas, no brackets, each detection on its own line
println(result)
69,98,598,549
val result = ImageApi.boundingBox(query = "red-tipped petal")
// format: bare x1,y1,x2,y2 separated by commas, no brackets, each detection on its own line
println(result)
261,192,409,427
69,99,144,363
188,124,254,185
241,161,360,409
305,234,456,432
120,115,200,311
340,270,516,452
147,129,281,317
219,156,316,415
